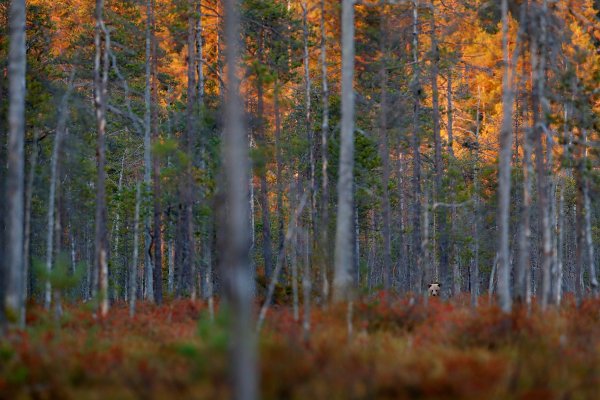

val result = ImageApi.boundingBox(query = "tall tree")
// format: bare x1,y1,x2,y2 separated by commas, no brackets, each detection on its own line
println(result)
378,8,392,293
497,0,515,312
94,0,110,317
333,0,356,303
3,0,27,328
222,0,257,398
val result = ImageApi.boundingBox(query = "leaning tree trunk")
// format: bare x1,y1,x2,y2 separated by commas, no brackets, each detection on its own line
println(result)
333,0,356,303
94,0,110,317
222,0,257,399
4,0,27,329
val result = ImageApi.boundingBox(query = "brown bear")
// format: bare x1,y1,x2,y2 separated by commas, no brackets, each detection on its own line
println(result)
428,282,441,297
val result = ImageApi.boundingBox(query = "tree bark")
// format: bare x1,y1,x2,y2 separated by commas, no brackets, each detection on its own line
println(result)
319,0,330,302
497,0,515,313
411,0,423,295
333,0,356,303
430,5,448,297
45,77,74,310
582,129,598,296
143,0,154,301
94,0,110,317
222,0,257,398
130,182,141,317
4,0,26,328
23,129,40,322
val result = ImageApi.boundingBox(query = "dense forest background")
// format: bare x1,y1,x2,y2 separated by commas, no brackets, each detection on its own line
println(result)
2,0,600,398
2,0,600,311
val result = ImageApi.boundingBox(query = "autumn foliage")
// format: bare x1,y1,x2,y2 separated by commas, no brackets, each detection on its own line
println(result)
1,297,600,399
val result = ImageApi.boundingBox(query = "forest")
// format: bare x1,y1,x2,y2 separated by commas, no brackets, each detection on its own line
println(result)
2,0,600,398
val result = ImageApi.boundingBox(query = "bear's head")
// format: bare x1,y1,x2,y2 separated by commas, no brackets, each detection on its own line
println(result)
428,282,441,297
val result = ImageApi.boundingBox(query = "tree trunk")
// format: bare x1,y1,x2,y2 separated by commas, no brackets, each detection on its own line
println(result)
45,80,73,310
94,0,110,317
447,71,460,299
256,33,273,282
410,0,423,295
497,0,515,313
319,0,330,303
23,129,40,322
149,0,162,304
582,129,598,296
184,0,197,297
143,0,154,302
3,0,26,329
379,9,392,294
222,0,257,398
471,86,482,307
130,182,141,317
430,4,448,298
333,0,356,303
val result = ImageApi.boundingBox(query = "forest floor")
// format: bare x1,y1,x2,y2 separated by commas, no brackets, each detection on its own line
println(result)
2,293,600,399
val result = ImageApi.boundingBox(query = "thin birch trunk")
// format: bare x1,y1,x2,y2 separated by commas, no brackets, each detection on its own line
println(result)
94,1,110,317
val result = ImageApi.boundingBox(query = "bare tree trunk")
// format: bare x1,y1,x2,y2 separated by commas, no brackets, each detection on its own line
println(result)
45,79,74,310
130,182,141,317
23,129,39,322
302,228,311,341
333,0,356,303
447,72,460,299
302,1,316,312
471,86,482,307
497,0,515,312
112,152,126,301
379,9,392,294
274,79,285,275
256,33,273,282
222,0,257,398
319,0,330,303
4,0,26,328
94,0,110,317
582,129,598,296
430,4,448,298
184,0,197,297
554,120,566,305
151,9,163,302
411,0,423,295
143,0,154,302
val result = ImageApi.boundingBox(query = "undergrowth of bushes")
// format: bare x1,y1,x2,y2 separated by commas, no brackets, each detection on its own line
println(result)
2,294,600,399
